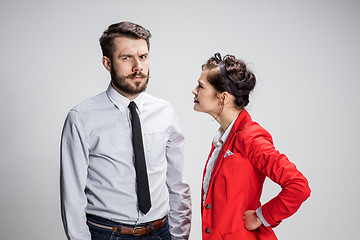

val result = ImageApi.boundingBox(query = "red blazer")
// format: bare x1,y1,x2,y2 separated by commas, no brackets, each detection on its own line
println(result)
201,110,310,240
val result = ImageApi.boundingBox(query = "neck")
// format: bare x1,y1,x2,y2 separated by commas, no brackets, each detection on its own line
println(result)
214,108,242,131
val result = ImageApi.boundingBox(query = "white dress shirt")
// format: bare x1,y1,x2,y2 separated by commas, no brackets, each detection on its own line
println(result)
202,119,235,205
60,85,191,240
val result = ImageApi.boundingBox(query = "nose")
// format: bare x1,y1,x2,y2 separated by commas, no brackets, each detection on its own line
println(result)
192,87,197,95
133,58,143,72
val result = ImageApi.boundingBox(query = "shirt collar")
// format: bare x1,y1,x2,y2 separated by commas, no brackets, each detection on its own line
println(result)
213,118,236,148
106,84,145,113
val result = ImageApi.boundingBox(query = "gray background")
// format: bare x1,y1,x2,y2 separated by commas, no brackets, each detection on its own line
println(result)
1,0,359,239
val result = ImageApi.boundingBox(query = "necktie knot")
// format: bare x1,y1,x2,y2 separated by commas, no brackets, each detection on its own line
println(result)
128,101,137,110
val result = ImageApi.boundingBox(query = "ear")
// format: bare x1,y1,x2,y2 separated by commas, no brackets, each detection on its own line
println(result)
216,91,228,106
226,92,234,103
217,91,234,106
220,92,231,103
102,56,111,72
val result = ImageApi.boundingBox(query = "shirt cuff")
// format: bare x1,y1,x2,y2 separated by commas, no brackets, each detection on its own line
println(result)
256,207,271,227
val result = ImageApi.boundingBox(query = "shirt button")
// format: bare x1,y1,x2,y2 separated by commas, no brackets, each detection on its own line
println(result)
205,228,210,234
205,204,211,209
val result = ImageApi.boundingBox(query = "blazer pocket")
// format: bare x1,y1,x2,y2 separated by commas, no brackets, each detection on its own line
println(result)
224,150,233,158
223,228,257,240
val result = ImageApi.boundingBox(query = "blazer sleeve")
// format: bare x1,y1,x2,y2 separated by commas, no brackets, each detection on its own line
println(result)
242,124,311,227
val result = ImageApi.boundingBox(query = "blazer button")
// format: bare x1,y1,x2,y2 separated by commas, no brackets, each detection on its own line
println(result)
205,204,211,209
205,228,210,234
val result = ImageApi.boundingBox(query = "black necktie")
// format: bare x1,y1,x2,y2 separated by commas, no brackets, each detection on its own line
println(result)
128,101,151,214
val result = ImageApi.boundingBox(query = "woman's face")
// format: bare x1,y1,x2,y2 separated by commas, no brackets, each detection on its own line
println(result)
192,69,221,116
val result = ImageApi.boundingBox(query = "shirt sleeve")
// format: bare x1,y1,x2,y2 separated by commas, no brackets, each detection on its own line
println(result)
244,124,311,227
255,207,271,227
165,110,192,240
60,109,91,240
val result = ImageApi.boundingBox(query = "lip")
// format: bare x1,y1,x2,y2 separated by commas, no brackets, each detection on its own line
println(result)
132,76,144,82
194,99,199,103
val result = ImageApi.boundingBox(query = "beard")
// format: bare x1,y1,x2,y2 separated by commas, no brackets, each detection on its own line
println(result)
111,69,150,95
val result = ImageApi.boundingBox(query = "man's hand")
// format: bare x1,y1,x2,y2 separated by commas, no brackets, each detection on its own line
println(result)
243,210,262,230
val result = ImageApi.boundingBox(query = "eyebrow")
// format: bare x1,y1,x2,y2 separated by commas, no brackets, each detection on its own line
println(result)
118,54,133,58
118,53,148,58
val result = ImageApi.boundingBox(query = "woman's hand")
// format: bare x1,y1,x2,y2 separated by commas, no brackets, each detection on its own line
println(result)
243,210,262,230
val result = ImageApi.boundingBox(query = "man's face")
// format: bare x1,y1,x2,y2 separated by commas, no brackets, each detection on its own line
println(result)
104,37,150,98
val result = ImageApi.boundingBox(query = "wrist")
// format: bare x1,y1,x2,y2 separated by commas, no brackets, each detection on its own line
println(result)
256,207,271,227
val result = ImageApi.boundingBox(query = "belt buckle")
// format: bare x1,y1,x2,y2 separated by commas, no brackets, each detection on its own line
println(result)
132,226,143,236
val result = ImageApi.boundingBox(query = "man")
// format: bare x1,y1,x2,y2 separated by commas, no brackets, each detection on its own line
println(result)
60,21,191,240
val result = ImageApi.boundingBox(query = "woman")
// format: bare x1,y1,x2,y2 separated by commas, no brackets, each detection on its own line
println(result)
192,53,310,240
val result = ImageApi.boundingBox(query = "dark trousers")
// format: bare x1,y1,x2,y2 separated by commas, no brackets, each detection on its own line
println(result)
86,214,171,240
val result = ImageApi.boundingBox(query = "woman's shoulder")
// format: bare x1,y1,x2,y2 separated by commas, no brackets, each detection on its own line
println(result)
235,115,273,144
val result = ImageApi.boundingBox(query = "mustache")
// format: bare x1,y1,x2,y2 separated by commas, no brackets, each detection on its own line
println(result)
125,72,148,79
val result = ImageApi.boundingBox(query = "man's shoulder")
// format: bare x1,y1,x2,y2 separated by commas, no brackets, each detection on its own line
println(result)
143,92,173,109
64,91,111,128
71,91,108,113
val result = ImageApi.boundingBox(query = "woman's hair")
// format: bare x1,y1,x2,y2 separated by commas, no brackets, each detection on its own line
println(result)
202,54,256,109
99,21,152,60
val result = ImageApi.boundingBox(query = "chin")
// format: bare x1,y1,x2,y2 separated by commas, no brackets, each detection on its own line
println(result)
193,105,201,112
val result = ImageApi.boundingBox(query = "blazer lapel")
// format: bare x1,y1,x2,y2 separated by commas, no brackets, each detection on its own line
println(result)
210,129,236,182
206,110,251,193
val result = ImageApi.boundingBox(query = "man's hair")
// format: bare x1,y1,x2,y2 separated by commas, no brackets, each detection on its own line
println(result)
99,21,152,60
